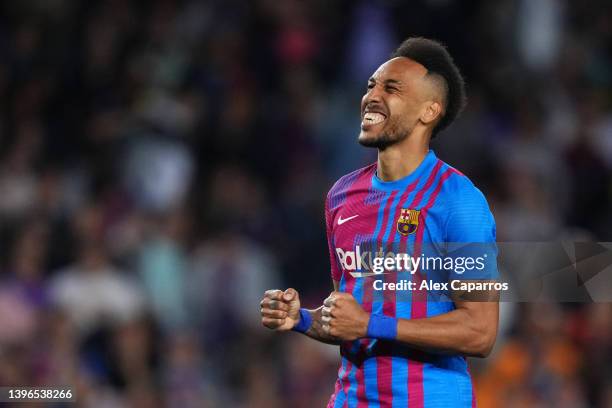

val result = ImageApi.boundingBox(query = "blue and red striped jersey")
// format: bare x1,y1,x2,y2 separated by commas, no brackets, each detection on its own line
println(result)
325,150,497,407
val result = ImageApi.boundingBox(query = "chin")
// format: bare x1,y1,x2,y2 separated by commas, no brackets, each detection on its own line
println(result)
358,133,374,146
358,132,384,148
359,128,378,141
358,128,402,150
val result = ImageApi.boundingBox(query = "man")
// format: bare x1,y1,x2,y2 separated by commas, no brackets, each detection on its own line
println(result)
260,37,499,407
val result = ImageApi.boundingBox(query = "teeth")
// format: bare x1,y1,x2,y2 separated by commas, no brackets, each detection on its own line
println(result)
363,112,385,125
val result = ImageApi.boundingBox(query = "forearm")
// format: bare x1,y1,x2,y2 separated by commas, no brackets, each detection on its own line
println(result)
395,307,497,357
302,306,343,345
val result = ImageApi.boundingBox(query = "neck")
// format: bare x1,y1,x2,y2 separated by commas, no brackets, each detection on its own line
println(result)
376,129,430,181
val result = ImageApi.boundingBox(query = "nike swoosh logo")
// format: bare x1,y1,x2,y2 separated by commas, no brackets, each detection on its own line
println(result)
338,214,359,225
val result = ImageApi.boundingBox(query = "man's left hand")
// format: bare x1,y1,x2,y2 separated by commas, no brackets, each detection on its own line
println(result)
321,291,369,341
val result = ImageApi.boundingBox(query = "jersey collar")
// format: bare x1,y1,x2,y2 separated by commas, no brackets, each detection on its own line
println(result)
371,150,437,192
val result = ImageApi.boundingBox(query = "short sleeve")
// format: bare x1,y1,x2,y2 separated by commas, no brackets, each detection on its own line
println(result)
445,186,496,243
444,184,498,280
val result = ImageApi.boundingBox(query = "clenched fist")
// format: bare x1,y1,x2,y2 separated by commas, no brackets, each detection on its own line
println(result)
322,291,369,341
260,288,301,331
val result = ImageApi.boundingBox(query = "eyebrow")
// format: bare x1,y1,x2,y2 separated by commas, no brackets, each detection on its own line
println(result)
368,78,403,86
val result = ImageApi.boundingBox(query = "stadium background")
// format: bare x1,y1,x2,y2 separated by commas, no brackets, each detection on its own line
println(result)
0,0,611,406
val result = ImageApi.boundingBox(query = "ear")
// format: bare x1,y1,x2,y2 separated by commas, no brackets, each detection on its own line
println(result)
420,101,443,125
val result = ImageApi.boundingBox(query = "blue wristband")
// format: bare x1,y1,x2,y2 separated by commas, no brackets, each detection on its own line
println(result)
367,314,398,340
292,308,312,333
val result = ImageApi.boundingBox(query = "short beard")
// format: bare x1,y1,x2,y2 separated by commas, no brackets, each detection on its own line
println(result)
358,122,413,150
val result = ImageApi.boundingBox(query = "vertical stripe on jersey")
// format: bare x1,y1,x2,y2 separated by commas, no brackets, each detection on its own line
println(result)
346,363,359,408
407,164,455,408
328,374,341,408
408,165,446,408
341,248,359,407
373,193,399,408
417,168,463,408
354,191,394,407
390,177,427,407
374,176,421,408
334,270,350,408
383,175,424,408
354,190,393,407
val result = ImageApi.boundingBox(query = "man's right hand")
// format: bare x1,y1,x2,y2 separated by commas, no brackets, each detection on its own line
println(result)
260,288,301,331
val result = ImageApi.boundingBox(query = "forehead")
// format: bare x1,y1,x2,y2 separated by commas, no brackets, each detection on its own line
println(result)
370,57,428,82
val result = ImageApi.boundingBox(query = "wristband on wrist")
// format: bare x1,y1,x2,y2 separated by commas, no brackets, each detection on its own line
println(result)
292,308,312,333
366,314,398,340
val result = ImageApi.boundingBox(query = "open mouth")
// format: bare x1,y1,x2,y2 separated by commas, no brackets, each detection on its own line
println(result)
361,111,387,128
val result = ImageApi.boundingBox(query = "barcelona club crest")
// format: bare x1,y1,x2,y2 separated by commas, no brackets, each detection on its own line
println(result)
397,208,420,236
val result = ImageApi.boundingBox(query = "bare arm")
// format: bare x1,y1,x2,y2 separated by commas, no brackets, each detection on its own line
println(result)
395,300,499,357
322,289,499,357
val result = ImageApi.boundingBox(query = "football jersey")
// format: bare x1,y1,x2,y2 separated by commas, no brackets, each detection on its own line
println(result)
325,150,497,407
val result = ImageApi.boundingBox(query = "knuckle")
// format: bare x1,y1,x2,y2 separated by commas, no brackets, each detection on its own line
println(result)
267,290,280,299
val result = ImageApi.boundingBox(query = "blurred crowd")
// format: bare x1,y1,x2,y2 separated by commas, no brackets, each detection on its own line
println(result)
0,0,611,407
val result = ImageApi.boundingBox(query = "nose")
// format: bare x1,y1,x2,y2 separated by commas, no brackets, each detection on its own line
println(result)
363,84,382,105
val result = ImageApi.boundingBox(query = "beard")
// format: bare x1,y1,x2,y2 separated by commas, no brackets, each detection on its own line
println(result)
358,119,414,150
